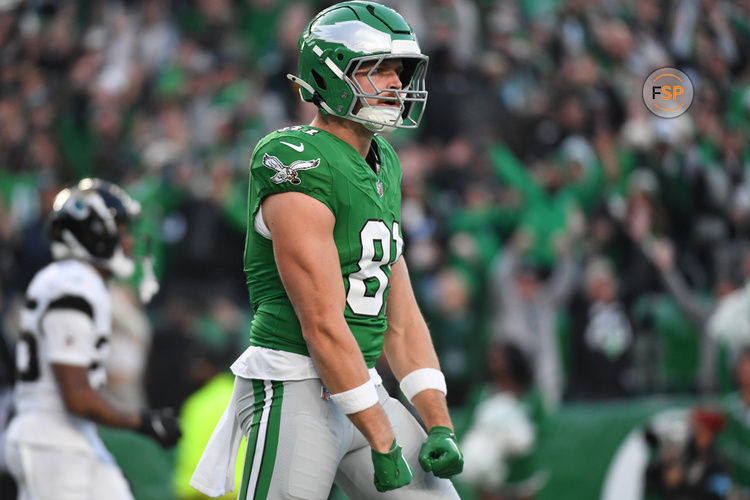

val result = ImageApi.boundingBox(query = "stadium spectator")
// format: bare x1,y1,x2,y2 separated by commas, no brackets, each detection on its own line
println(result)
707,250,750,359
568,256,635,400
461,342,547,500
719,347,750,497
645,407,731,500
424,266,476,407
490,228,577,408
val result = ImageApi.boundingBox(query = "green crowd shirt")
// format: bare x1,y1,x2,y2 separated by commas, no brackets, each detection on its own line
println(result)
244,125,404,368
720,392,750,488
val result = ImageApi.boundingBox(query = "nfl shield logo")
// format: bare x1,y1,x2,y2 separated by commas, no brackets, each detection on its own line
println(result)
376,181,384,198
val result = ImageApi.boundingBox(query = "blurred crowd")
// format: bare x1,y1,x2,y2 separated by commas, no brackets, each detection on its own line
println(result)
1,0,750,497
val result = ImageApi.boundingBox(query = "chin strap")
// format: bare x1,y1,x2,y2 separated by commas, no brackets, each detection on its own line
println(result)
354,105,403,133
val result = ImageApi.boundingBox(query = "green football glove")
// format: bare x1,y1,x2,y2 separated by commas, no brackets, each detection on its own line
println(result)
371,439,414,492
418,426,464,478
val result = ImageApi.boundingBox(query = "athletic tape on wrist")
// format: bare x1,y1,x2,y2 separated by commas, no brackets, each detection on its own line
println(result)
330,379,379,415
399,368,447,403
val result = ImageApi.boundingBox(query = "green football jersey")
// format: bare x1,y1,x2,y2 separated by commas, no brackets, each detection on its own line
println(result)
244,125,404,368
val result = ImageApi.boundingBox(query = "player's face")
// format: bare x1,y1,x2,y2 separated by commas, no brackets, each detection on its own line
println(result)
118,223,133,257
352,58,404,107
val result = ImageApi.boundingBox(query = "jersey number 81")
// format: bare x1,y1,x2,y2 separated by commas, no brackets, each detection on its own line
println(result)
347,220,402,317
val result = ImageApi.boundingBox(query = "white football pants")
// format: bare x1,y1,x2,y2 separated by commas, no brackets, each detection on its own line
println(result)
234,377,460,499
5,440,133,500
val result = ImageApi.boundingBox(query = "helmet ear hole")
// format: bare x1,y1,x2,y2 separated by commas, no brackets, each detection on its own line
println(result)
311,69,327,91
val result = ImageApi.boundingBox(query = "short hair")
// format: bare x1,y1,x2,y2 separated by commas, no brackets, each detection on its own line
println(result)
489,341,534,392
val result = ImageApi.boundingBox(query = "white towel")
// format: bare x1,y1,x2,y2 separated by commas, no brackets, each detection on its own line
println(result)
189,377,244,497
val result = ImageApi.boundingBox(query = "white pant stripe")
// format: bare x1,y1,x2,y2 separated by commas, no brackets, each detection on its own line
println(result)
246,380,274,498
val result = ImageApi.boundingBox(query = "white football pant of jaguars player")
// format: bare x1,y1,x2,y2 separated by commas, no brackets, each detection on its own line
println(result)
5,179,180,500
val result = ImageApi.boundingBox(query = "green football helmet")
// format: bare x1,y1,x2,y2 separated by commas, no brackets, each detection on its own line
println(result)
288,1,428,132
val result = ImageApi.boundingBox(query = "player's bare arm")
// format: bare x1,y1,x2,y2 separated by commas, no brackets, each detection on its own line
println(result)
384,257,453,430
53,362,179,447
44,298,179,448
262,190,395,453
384,256,464,478
53,363,140,428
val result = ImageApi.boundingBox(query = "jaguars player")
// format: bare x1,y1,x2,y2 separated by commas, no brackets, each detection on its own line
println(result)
5,179,181,500
191,2,463,499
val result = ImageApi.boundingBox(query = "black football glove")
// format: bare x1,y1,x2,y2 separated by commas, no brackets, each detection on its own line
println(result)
136,408,181,448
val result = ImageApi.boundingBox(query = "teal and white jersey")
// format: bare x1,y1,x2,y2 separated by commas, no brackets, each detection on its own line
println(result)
15,259,111,417
243,125,403,368
8,259,112,454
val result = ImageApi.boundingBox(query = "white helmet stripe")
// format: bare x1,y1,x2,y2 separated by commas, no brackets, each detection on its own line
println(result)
85,192,117,234
324,57,345,78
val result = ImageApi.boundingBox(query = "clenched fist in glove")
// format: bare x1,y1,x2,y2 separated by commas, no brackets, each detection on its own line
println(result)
371,439,414,492
137,408,182,448
419,426,464,478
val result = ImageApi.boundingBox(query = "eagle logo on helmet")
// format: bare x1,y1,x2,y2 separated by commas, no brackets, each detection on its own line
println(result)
262,153,321,185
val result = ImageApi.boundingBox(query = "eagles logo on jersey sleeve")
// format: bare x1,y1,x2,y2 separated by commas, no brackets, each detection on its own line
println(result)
262,154,320,185
248,126,336,220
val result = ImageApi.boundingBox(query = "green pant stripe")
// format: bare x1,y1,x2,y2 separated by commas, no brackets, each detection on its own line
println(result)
238,380,267,499
253,381,284,499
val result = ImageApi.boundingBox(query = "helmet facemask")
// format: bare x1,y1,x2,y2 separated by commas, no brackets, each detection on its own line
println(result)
344,54,428,132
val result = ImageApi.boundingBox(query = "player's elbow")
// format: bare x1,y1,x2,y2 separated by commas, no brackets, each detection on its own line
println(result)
59,385,98,418
384,322,407,342
300,324,332,346
61,391,91,416
298,312,343,347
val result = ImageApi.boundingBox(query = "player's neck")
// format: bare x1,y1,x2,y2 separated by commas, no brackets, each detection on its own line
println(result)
95,266,111,280
310,113,373,158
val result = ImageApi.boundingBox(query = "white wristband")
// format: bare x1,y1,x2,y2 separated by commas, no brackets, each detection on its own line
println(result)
399,368,447,403
330,379,379,415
